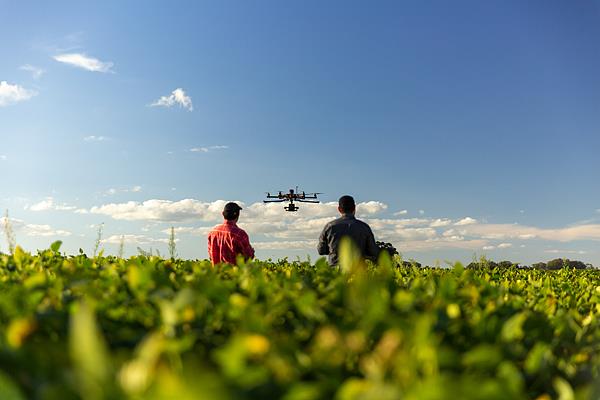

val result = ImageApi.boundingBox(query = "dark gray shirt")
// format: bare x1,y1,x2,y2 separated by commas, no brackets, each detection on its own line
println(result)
317,214,379,265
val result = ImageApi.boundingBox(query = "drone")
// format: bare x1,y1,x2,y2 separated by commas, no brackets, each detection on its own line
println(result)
264,187,321,212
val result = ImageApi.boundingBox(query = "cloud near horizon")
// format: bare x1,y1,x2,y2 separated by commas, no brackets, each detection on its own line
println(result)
80,198,600,253
103,234,176,245
1,216,71,239
12,197,600,255
53,53,114,73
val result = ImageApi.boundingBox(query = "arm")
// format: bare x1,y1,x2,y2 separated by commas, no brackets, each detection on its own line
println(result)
239,231,255,259
317,225,329,255
364,225,380,261
207,233,215,264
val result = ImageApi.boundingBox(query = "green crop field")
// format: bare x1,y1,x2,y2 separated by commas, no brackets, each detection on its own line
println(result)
0,242,599,400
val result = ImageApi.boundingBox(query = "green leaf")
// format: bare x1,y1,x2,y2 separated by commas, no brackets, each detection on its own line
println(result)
462,344,503,370
524,343,552,374
0,371,25,400
69,301,111,400
50,240,62,253
501,312,528,342
553,377,574,400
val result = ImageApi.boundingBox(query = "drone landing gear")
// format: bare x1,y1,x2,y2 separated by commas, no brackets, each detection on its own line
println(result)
285,204,299,212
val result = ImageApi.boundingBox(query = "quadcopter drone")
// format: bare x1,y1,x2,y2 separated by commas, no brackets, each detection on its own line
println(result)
264,187,321,212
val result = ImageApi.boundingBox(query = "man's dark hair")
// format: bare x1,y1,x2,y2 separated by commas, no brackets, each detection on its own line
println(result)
223,210,239,220
338,195,356,213
223,202,242,221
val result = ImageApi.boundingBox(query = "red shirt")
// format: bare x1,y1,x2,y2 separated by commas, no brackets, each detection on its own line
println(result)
207,220,255,265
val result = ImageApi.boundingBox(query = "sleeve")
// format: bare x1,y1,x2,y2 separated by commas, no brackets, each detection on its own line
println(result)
317,225,329,255
364,225,380,260
207,233,215,263
239,231,255,259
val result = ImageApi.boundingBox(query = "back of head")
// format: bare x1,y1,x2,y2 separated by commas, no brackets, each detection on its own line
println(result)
223,202,242,221
338,195,356,214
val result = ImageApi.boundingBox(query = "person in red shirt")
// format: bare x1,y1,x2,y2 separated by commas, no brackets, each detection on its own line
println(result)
207,202,255,265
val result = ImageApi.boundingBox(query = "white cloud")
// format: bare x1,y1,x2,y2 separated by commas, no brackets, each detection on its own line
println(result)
28,198,54,211
394,210,408,216
399,239,488,252
55,204,77,211
395,227,438,241
26,197,76,212
455,217,477,226
419,210,425,215
442,229,463,238
104,186,143,196
91,199,230,222
190,145,229,153
359,201,388,215
84,135,109,142
160,226,212,236
461,223,600,242
150,88,193,111
545,249,587,255
430,218,452,227
0,216,25,231
88,199,386,227
0,81,37,107
24,224,72,237
20,64,45,79
84,198,600,254
253,240,317,250
53,53,114,73
103,234,175,245
518,234,536,240
0,217,72,241
0,155,6,161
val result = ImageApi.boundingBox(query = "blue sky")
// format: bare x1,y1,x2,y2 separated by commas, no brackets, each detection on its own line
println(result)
2,1,600,265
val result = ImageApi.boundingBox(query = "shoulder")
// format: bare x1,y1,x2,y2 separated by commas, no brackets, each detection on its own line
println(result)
323,217,343,230
355,218,373,230
209,223,227,234
232,225,249,237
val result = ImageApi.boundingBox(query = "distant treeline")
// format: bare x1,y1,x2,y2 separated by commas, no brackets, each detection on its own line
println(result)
466,258,595,270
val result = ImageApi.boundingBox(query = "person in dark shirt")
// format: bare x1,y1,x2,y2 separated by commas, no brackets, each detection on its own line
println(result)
317,195,380,265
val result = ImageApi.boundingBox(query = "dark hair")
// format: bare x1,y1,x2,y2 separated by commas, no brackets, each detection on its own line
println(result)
223,210,239,221
338,195,356,213
223,202,242,221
